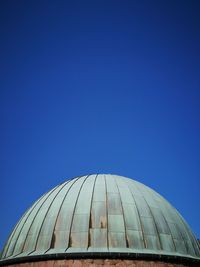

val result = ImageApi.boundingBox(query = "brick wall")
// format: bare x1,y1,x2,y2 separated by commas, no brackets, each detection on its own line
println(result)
5,259,198,267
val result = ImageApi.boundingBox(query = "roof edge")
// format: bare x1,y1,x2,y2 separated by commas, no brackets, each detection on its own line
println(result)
1,251,200,266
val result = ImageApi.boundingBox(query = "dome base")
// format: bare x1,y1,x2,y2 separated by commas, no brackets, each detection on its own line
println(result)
1,258,200,267
0,252,200,266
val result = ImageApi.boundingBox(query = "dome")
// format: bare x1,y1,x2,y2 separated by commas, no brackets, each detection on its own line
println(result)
1,174,200,265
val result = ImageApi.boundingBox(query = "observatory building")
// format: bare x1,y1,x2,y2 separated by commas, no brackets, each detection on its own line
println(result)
1,174,200,266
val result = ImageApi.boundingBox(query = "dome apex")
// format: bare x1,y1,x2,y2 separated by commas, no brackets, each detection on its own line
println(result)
1,174,200,265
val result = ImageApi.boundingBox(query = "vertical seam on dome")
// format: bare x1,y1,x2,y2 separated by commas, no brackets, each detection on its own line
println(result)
2,209,29,258
46,175,82,251
4,193,50,258
164,204,189,255
2,208,30,258
141,184,191,255
133,183,163,251
14,184,62,256
6,186,58,258
151,195,177,253
104,174,109,250
162,211,177,252
184,217,200,256
114,176,129,248
30,180,72,255
65,174,90,250
174,209,198,256
2,186,53,258
197,238,200,254
87,174,98,249
125,181,147,249
176,222,190,255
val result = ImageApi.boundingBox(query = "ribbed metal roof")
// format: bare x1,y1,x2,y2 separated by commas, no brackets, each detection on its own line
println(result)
1,174,200,265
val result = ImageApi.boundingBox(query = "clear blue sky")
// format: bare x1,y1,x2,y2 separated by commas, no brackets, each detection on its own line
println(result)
0,0,200,250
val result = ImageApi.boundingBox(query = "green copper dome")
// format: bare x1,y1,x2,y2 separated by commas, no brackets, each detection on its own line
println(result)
1,174,200,265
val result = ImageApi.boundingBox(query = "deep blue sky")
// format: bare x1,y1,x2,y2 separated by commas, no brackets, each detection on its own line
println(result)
0,0,200,250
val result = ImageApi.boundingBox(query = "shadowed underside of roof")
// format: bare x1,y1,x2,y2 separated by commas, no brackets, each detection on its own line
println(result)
1,174,200,265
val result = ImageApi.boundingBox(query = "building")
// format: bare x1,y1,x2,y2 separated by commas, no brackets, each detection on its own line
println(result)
1,174,200,266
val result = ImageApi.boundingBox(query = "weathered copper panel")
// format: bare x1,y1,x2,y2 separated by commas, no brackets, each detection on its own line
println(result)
8,187,56,257
108,215,125,232
70,232,88,248
1,174,200,266
89,229,107,247
92,174,106,202
108,232,126,248
105,174,118,193
145,235,161,250
114,176,134,203
126,229,144,249
160,233,175,252
133,195,152,217
121,203,141,231
91,201,107,228
71,214,90,232
150,207,171,235
174,239,187,254
107,193,123,215
53,177,86,248
53,230,69,249
70,175,96,249
141,217,157,236
22,185,63,253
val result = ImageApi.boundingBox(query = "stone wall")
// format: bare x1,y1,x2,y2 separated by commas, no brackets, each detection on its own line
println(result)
4,259,198,267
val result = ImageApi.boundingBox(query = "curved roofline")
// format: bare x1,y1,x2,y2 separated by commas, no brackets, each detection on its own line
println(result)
0,251,200,266
1,174,200,263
